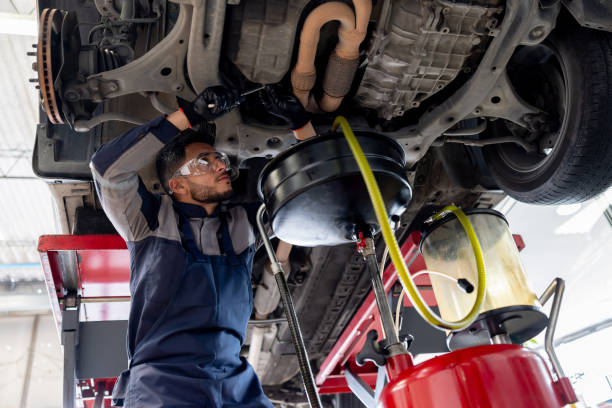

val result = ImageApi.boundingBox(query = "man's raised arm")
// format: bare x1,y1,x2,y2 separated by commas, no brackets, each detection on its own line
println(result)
89,111,189,242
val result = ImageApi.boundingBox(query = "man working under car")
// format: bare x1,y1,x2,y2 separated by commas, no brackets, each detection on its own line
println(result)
89,86,311,407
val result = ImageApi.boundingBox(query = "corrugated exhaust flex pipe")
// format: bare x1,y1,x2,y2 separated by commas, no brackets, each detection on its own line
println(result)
291,0,371,112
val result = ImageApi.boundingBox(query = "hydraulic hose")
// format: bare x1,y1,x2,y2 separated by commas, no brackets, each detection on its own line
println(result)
274,272,322,407
256,205,322,408
332,116,486,331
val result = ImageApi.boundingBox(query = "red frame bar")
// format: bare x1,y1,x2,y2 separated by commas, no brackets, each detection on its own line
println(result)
513,234,526,252
38,234,127,251
318,372,380,394
316,232,438,393
79,378,117,408
37,234,131,332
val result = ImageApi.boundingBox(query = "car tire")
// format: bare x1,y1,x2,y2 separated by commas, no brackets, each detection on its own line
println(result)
483,25,612,204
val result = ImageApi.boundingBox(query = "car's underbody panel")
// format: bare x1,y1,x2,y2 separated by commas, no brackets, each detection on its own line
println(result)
355,0,503,120
29,0,536,393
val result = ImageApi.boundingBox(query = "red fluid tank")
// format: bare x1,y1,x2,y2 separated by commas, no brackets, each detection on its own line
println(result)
380,344,567,408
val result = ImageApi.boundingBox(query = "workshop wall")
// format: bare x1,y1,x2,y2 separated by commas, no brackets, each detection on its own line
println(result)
0,314,62,408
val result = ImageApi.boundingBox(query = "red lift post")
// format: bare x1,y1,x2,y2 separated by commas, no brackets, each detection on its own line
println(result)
39,234,130,408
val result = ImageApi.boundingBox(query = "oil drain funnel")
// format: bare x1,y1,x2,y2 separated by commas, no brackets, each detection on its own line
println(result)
420,209,548,349
257,131,412,246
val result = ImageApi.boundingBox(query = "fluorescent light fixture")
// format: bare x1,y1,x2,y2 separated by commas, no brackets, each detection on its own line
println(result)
0,12,37,36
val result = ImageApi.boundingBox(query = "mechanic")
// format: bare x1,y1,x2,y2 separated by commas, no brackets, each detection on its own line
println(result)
89,86,312,407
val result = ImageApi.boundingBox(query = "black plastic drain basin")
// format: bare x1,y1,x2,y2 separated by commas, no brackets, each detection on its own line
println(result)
258,131,412,247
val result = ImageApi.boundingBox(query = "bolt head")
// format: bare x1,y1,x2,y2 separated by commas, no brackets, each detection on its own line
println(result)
530,26,545,39
64,90,79,102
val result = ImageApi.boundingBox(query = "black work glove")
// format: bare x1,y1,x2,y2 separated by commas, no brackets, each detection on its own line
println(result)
260,86,311,131
178,86,244,126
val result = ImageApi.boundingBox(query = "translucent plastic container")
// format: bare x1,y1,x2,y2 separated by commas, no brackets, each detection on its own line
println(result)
420,210,540,323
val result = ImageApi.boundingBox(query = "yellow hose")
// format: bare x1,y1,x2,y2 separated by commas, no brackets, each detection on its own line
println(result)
332,116,486,331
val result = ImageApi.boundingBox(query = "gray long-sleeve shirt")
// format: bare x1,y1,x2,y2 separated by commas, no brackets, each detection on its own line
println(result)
89,115,257,359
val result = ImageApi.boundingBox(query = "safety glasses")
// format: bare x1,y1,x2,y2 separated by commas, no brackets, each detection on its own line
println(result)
172,151,236,179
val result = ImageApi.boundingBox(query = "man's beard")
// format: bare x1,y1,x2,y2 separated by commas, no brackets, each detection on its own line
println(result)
187,180,233,203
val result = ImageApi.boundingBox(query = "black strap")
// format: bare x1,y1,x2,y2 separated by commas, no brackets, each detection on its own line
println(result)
173,203,204,259
217,211,234,255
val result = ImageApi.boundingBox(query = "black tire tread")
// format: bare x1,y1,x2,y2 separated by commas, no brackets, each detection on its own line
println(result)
489,26,612,204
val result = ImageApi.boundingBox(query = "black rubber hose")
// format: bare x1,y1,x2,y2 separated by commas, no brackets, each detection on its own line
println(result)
274,271,322,408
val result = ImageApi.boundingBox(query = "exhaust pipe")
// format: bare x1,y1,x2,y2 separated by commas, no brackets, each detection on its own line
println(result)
291,0,372,112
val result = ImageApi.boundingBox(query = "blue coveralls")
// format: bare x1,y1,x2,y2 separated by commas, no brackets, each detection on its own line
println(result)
90,116,273,407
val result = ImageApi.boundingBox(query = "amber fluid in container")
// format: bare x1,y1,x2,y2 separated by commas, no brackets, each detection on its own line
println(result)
420,210,545,347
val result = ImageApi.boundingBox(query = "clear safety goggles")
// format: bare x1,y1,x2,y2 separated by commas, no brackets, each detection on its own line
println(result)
172,151,237,180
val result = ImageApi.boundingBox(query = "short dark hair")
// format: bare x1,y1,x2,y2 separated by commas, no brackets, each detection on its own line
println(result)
156,123,215,193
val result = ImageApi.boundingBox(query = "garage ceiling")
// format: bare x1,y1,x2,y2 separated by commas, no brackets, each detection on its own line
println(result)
0,2,57,288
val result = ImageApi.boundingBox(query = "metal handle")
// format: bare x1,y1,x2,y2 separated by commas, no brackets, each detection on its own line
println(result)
207,85,266,108
538,277,566,379
256,205,322,408
362,237,401,346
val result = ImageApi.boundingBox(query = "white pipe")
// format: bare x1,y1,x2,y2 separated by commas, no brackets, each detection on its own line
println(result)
247,326,265,372
250,241,293,372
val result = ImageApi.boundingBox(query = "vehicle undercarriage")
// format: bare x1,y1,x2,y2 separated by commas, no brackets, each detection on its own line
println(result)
29,0,612,405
